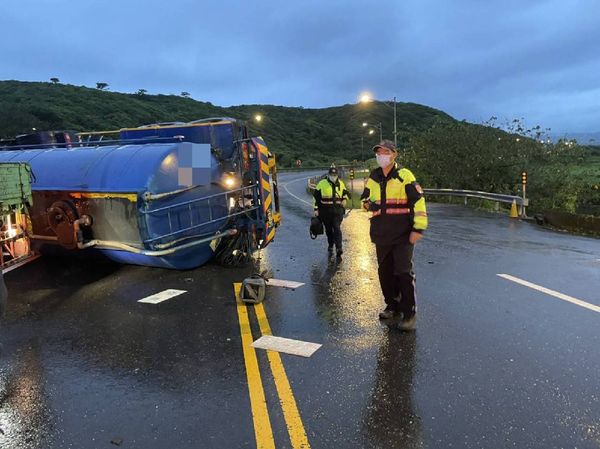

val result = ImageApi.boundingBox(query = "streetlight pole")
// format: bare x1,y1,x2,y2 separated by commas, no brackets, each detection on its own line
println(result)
361,136,364,157
359,93,398,147
362,122,382,141
361,129,377,161
393,96,397,147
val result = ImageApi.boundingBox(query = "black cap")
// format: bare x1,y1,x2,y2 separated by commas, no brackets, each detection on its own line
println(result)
372,139,397,153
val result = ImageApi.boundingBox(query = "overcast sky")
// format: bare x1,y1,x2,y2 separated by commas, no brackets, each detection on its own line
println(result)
2,0,599,132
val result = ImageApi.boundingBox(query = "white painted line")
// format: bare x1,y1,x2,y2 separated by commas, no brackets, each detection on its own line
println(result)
138,289,187,304
252,335,322,358
282,176,313,207
266,278,305,289
497,274,600,314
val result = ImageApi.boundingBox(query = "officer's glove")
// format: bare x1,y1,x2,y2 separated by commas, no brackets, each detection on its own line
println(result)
367,202,380,212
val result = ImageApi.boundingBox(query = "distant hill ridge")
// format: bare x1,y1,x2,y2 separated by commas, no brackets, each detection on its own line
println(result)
549,132,600,145
0,80,455,166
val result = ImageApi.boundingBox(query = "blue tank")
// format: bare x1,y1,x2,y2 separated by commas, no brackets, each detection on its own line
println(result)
118,118,244,160
0,141,232,269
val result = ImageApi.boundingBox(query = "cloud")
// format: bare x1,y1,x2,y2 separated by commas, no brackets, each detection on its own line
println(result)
0,0,598,131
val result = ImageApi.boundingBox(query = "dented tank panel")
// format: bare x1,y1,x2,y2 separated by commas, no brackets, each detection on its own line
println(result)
119,119,246,160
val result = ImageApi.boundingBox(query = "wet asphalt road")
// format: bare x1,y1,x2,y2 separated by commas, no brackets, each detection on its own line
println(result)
1,170,600,449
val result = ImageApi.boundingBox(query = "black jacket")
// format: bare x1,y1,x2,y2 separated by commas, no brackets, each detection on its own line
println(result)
360,166,426,245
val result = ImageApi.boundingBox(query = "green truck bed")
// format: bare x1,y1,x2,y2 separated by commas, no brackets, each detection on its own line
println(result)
0,162,33,214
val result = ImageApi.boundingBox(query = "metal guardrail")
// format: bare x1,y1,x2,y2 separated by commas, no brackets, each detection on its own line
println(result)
423,188,527,207
307,178,528,212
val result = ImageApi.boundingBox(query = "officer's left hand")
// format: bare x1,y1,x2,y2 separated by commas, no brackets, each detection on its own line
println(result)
341,199,347,208
409,231,423,245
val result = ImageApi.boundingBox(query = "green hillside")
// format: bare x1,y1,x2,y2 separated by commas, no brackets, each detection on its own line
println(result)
0,80,452,167
1,80,597,217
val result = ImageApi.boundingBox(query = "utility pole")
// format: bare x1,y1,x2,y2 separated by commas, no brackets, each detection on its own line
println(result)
393,96,397,147
349,167,355,208
521,171,528,217
361,136,364,159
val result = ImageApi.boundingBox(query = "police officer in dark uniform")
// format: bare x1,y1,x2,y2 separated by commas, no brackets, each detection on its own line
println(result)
313,166,350,258
361,141,428,331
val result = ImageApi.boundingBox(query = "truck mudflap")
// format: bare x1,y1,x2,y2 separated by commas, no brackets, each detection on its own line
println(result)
252,137,281,248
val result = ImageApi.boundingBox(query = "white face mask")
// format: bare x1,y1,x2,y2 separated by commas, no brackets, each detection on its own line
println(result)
328,175,338,183
376,154,394,168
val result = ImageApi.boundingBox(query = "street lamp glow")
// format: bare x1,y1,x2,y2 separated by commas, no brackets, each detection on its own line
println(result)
359,93,372,103
362,121,382,140
254,114,263,123
358,91,399,146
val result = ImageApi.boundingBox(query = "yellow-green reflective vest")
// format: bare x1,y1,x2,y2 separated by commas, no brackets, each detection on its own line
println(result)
313,178,350,209
361,165,427,244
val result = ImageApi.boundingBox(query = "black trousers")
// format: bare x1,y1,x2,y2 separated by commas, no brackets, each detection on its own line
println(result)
375,243,416,316
320,212,343,250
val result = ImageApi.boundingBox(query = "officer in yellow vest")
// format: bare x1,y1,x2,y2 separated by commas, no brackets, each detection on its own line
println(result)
313,166,350,257
361,140,428,331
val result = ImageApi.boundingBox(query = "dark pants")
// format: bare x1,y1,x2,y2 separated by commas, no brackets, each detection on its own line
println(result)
375,243,416,316
320,211,343,250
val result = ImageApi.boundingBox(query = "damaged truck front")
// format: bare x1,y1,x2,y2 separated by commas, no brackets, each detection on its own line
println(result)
0,162,34,315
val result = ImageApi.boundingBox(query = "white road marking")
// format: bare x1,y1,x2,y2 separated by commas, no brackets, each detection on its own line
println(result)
138,289,187,304
266,278,305,289
282,176,313,207
497,274,600,314
252,335,322,358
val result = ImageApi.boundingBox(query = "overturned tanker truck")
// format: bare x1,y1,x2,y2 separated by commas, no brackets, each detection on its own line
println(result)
0,118,281,269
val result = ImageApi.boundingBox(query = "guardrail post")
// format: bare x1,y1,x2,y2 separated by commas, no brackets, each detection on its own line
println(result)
464,197,468,206
521,184,527,218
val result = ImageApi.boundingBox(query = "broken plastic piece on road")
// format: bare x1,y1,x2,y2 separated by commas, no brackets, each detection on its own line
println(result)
138,289,187,304
266,279,305,289
241,276,267,304
252,335,321,357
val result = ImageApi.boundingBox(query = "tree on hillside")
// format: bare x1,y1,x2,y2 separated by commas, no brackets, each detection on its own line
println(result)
137,89,147,96
404,116,597,214
50,77,59,84
181,91,190,98
96,82,109,90
405,118,549,193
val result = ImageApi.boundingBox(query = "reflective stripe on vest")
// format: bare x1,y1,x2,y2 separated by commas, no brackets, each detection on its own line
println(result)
373,207,410,217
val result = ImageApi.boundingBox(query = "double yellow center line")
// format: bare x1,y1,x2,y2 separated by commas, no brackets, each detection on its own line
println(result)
234,283,311,449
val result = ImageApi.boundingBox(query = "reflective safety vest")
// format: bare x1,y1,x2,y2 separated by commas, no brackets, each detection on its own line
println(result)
361,165,427,245
313,178,350,211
